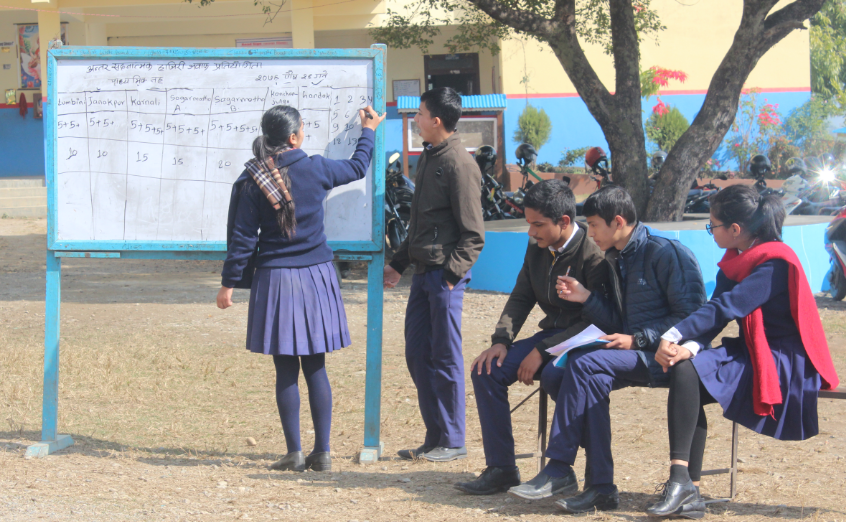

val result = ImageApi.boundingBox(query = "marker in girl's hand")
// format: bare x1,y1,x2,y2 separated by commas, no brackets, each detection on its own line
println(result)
361,109,379,119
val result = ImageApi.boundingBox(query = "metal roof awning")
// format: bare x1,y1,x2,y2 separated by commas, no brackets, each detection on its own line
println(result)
396,94,508,113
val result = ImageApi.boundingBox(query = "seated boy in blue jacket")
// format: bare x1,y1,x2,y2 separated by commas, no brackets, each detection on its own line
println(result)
507,186,706,515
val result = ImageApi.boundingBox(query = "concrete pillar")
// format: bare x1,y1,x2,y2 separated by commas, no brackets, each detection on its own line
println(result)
85,23,107,46
291,0,314,49
35,1,60,97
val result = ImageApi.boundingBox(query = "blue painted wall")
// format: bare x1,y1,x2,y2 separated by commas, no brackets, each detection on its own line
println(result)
470,222,832,297
0,107,45,177
502,90,813,166
5,89,811,178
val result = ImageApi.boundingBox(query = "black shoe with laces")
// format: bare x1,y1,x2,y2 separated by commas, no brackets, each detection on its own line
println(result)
507,468,579,500
555,485,619,514
397,444,435,460
454,467,521,495
646,480,705,519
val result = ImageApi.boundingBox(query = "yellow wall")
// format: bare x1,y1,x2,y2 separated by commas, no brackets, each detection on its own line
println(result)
500,0,811,96
316,28,497,101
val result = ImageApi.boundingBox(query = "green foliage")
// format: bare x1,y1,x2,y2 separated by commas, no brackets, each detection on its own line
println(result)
784,96,842,157
370,0,664,56
725,89,785,177
811,0,846,109
537,162,555,172
559,146,591,167
645,106,689,153
514,104,552,152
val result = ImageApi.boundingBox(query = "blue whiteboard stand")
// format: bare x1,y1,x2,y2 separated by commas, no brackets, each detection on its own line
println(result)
31,44,387,464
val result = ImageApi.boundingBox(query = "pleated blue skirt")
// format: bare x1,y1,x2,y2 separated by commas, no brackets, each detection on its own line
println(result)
693,334,821,441
246,261,351,356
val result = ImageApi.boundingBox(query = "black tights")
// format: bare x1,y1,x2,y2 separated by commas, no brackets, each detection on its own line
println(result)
668,359,717,481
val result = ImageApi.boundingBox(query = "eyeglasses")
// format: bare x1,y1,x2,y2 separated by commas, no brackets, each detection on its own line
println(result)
705,223,726,236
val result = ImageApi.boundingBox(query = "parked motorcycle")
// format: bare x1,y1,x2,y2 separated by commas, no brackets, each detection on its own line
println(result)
779,157,810,215
684,175,727,214
825,205,846,300
475,145,514,221
384,152,414,252
792,155,846,215
504,143,544,217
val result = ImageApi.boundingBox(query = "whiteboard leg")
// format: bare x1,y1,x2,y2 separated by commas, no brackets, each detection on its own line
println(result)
359,255,384,464
28,251,73,457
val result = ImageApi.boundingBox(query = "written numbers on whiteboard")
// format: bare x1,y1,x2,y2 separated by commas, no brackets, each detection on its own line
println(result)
54,58,375,243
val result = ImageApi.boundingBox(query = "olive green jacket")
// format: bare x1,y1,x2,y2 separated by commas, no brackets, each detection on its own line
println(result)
389,133,485,285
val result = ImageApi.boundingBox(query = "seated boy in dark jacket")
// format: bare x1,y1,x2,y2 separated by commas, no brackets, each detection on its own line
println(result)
507,186,706,515
454,180,609,495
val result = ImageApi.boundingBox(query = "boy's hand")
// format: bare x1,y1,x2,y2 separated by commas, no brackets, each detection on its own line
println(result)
517,348,543,386
472,343,508,375
600,333,634,350
556,275,591,303
384,265,401,289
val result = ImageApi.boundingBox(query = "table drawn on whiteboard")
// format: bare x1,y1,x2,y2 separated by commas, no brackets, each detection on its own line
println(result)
54,59,375,243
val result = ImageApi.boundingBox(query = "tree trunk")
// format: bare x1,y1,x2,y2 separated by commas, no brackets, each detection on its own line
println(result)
466,0,826,221
645,0,827,221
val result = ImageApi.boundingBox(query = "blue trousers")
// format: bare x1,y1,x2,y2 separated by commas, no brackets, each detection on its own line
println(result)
471,329,565,467
541,348,650,486
405,269,469,448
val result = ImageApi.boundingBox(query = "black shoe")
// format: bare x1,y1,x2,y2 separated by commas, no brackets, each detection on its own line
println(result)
397,444,435,460
583,461,592,490
555,485,620,514
507,469,579,500
455,467,521,495
422,446,467,462
269,451,305,471
647,479,703,518
305,451,331,472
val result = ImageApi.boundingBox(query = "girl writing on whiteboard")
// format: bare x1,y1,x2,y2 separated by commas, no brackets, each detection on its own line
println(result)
217,104,385,472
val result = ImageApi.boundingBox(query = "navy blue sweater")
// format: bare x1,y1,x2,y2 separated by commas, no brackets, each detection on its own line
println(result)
221,128,375,288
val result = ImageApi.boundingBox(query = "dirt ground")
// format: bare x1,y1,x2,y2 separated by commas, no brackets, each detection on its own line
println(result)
1,217,845,522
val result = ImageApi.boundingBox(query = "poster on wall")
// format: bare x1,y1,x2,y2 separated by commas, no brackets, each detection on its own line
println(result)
17,23,68,90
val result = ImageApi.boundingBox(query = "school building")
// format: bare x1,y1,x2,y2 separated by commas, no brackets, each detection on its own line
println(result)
0,0,811,183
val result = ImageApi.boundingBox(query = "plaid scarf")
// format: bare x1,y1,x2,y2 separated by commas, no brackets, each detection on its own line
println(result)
244,153,293,210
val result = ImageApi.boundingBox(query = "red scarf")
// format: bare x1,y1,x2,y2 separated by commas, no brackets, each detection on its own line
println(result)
718,242,840,417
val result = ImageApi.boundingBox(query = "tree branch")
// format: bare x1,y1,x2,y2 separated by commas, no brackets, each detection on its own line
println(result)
609,0,641,110
765,0,826,29
464,0,555,38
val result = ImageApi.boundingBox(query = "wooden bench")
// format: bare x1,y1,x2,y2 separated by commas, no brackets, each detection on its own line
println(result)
702,387,846,502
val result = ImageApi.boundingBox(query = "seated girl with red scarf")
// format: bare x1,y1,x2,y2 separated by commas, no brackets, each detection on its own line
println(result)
646,184,840,519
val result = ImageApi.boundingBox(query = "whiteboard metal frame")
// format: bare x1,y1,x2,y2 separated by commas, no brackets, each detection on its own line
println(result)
45,45,386,253
32,45,387,464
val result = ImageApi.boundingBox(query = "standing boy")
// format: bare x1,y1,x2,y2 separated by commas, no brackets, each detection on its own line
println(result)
508,186,706,514
454,180,609,494
384,87,485,462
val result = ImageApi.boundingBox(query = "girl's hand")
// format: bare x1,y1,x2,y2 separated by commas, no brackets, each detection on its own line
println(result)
217,286,234,309
656,339,690,371
360,106,386,131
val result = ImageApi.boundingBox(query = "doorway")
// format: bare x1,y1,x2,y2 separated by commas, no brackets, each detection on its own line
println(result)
424,54,481,96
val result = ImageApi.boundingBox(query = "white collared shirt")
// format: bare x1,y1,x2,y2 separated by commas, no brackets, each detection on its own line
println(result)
549,227,577,254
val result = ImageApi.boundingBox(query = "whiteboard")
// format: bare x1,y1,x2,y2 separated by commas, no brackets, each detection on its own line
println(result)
51,54,377,245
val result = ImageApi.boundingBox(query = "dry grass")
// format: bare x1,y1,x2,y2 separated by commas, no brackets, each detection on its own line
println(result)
1,217,845,521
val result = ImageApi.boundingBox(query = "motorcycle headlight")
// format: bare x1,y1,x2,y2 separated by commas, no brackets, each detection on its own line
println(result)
512,194,523,205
